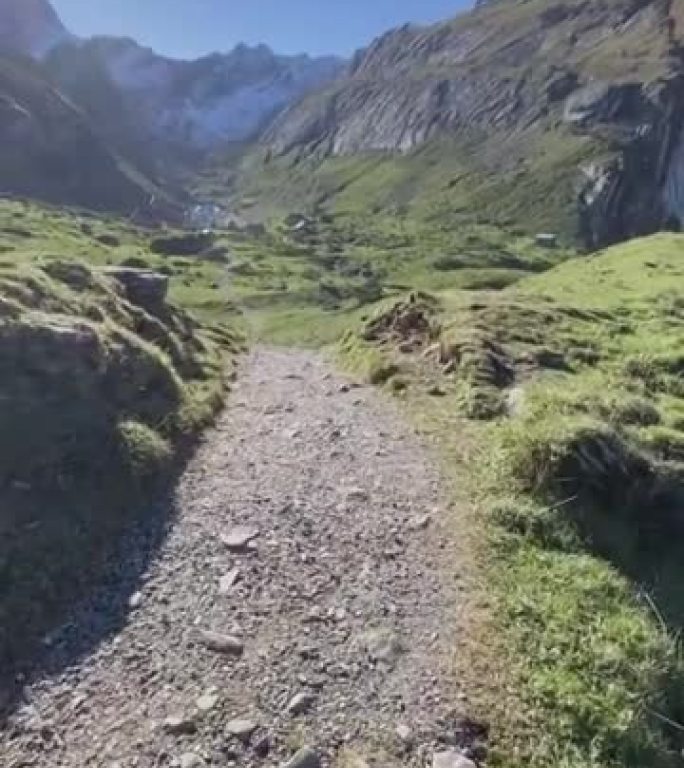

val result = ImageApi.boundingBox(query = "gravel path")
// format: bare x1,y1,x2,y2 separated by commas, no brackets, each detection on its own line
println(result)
2,348,473,768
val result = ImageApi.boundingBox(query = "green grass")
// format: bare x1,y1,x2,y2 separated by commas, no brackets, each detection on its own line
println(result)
0,199,239,324
335,233,684,767
229,129,602,245
207,205,575,346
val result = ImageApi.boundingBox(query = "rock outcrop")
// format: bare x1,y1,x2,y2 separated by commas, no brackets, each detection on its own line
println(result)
0,256,238,669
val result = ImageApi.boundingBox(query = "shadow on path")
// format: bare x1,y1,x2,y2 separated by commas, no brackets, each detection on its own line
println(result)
0,462,189,721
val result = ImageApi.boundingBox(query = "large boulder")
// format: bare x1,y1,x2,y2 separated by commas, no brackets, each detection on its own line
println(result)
102,266,169,309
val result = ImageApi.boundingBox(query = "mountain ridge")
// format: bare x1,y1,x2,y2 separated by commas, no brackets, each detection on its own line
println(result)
0,0,343,216
254,0,684,247
48,35,344,150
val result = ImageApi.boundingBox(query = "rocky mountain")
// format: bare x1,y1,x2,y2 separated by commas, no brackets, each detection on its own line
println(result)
44,36,343,154
0,0,68,57
0,0,342,215
259,0,684,247
0,54,171,215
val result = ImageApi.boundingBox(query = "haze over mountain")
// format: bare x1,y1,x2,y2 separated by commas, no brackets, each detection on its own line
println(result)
48,36,342,151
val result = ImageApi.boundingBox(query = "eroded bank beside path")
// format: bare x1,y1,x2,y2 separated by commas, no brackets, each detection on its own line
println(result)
2,347,478,768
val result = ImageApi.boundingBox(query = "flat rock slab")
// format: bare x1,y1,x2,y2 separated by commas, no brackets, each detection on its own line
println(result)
282,747,321,768
220,526,260,551
433,750,477,768
226,718,258,741
163,714,196,735
0,348,463,768
197,630,244,656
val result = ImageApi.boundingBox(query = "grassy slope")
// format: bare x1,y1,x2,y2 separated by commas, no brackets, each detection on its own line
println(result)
219,129,602,245
219,210,573,346
336,234,684,767
0,199,243,671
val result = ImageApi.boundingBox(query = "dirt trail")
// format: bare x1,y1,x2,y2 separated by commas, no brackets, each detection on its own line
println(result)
2,348,472,768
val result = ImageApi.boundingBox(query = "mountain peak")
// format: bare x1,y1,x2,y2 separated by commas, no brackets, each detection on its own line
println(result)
0,0,69,57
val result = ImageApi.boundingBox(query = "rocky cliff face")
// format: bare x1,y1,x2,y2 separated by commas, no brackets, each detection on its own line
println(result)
263,0,684,247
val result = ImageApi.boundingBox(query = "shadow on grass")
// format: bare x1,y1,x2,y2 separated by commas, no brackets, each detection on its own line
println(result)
569,485,684,760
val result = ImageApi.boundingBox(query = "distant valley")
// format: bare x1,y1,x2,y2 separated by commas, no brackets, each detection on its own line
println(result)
4,0,684,248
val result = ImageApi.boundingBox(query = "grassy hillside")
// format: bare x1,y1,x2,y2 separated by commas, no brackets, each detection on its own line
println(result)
232,130,602,244
337,234,684,767
204,208,574,345
0,200,242,675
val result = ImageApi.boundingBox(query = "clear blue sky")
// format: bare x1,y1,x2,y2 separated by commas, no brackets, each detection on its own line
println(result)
51,0,471,58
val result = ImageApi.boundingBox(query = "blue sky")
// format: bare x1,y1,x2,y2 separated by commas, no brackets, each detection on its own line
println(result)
51,0,471,59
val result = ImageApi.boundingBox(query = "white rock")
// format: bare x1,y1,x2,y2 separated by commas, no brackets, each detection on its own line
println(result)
218,568,241,595
163,714,196,735
286,691,316,716
281,746,321,768
196,692,219,712
433,750,477,768
220,526,260,551
408,514,432,531
179,754,205,768
365,629,404,665
226,718,258,741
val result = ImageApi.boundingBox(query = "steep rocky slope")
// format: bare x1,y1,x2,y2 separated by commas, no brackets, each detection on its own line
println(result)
0,54,172,215
257,0,684,247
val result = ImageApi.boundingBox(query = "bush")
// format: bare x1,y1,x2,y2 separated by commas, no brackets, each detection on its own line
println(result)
606,396,662,427
639,426,684,462
117,420,172,480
